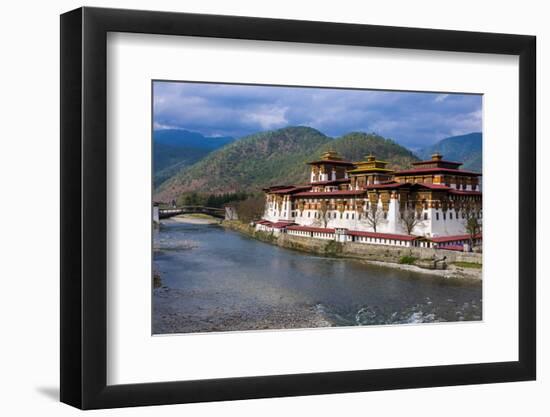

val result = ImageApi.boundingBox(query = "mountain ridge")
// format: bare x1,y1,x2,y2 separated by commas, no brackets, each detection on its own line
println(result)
153,129,235,186
154,126,420,201
416,132,482,172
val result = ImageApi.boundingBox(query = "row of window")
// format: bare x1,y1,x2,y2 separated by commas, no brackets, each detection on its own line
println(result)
354,236,409,246
277,209,481,222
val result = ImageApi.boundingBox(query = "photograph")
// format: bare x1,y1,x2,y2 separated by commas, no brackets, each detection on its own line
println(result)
152,81,483,335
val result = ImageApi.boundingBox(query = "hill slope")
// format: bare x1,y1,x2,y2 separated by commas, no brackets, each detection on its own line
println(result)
417,132,482,172
319,132,419,170
153,129,234,186
154,127,420,201
155,126,331,199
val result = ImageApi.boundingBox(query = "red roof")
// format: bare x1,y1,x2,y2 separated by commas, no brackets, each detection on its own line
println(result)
439,245,465,251
263,185,293,192
293,190,366,197
347,230,419,241
428,233,482,243
365,182,403,189
449,189,482,196
287,225,335,233
410,182,451,190
394,167,481,176
256,220,273,225
270,185,312,194
271,221,296,229
311,178,351,185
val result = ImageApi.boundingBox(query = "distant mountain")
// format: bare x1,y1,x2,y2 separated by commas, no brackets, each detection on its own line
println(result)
417,132,482,172
154,127,420,201
154,126,331,200
153,129,234,186
155,129,234,150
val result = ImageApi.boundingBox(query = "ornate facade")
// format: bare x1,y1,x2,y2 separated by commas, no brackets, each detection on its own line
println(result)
257,150,482,250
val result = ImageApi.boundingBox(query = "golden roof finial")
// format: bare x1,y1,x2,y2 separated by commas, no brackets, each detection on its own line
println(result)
431,152,443,161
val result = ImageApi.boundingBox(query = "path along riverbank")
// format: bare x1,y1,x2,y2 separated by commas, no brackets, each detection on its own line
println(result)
221,220,482,281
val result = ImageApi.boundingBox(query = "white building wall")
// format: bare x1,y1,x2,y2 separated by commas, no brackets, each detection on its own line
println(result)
386,196,400,233
428,209,471,237
264,196,296,222
263,194,480,238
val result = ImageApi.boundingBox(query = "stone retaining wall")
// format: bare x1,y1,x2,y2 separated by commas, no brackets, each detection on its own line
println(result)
221,221,482,267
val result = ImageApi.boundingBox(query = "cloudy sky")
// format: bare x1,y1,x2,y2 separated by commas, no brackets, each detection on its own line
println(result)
153,81,482,149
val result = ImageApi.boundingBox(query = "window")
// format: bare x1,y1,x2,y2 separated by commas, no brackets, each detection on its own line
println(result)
450,212,453,220
340,213,343,219
346,213,349,219
308,212,310,218
443,212,446,221
436,212,439,221
424,212,428,220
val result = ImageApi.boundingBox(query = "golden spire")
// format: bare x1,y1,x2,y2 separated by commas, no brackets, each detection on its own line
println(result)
320,149,342,161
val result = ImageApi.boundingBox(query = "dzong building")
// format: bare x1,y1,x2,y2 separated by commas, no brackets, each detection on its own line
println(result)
257,150,482,251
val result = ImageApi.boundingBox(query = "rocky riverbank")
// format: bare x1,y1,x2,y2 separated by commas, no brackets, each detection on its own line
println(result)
221,220,482,280
153,286,333,334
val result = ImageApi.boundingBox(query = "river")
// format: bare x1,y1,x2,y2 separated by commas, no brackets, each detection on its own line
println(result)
153,220,482,334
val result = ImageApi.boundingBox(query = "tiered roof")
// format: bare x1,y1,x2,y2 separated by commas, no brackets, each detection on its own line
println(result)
307,149,354,166
394,153,480,176
265,153,482,196
348,154,394,174
411,152,462,168
394,167,481,176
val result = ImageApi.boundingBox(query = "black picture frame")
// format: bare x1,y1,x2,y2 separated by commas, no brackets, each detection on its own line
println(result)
60,6,536,410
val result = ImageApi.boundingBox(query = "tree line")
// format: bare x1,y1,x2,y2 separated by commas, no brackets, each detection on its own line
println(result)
176,191,249,208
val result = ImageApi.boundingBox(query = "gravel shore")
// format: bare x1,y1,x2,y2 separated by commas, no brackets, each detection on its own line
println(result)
153,286,333,334
362,260,482,280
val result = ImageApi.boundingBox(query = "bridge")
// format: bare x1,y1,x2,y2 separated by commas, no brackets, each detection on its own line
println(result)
158,205,227,220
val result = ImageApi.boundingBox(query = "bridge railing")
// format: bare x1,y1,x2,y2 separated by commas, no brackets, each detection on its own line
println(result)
158,206,226,218
159,206,224,212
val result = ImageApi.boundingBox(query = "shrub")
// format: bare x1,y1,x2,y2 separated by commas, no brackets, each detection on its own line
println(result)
399,255,416,265
453,261,482,269
325,240,343,256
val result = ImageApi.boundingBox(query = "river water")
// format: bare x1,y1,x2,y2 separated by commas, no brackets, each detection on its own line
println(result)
153,220,482,334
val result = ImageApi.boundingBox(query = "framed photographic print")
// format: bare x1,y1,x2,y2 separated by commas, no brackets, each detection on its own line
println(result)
60,7,536,409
